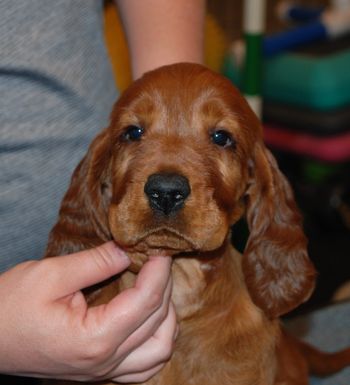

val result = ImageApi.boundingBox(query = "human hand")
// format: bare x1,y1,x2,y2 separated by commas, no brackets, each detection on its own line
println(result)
0,242,177,383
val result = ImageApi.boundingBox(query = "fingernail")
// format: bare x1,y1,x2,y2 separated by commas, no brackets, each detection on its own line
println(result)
108,241,130,262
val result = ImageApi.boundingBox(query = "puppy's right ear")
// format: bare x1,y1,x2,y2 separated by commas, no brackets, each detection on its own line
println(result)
45,129,113,256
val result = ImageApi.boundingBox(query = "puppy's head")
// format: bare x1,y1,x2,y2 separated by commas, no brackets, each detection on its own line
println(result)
86,63,315,317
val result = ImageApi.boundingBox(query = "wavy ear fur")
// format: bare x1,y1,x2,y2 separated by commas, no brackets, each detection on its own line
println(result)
45,129,113,257
242,143,316,318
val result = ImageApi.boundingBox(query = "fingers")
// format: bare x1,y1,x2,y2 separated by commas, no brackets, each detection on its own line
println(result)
78,255,175,375
99,256,173,341
117,303,177,372
70,255,176,383
52,252,175,383
111,269,173,358
110,303,177,383
45,242,130,297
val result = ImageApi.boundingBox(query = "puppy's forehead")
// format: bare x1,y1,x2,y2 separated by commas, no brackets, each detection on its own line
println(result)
138,65,241,114
132,86,236,128
123,67,240,116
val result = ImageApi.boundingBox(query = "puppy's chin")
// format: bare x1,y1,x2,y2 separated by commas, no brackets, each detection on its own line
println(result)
117,228,229,273
120,230,197,273
124,250,169,273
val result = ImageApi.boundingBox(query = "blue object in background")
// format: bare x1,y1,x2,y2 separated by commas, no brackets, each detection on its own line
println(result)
282,4,325,23
263,20,327,56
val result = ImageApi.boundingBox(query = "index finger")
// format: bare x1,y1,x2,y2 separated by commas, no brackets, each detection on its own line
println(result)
86,256,173,343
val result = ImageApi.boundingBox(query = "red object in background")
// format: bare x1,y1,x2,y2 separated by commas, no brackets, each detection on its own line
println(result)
263,123,350,162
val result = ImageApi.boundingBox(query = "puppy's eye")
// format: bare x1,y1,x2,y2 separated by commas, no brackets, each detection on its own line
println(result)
211,130,235,148
123,125,144,141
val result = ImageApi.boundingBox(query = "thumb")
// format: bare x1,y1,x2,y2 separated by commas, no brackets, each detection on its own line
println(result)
47,242,130,297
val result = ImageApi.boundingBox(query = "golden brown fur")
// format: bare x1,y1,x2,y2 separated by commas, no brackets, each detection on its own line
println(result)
44,63,350,385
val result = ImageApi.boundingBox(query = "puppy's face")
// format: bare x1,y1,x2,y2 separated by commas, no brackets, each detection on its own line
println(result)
82,63,314,317
104,64,260,260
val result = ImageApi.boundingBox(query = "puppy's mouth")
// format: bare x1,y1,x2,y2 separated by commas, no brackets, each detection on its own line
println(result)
119,227,198,272
130,227,196,252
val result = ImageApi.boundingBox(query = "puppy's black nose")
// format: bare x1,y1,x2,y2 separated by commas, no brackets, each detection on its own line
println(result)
144,173,191,216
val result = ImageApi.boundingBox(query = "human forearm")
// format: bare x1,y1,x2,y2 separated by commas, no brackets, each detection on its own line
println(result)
116,0,205,79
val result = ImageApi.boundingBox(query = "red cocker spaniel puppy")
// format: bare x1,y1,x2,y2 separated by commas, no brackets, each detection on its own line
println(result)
44,63,350,384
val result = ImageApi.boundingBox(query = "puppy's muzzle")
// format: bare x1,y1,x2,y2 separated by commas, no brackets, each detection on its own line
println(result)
144,173,191,216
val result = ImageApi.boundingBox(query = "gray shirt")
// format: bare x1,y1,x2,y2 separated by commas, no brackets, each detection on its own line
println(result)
0,0,118,271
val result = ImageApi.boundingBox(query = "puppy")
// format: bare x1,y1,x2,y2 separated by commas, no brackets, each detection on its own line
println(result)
44,63,350,384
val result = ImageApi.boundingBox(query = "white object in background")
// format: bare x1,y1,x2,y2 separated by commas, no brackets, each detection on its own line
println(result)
323,7,350,38
243,0,266,33
245,95,263,119
331,0,350,10
242,0,266,119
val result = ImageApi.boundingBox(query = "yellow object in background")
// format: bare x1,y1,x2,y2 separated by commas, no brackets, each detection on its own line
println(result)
104,3,132,92
104,2,228,92
204,13,228,75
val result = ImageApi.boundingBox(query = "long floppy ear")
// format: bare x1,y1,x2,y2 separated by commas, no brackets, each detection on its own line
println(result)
45,129,113,257
242,143,316,318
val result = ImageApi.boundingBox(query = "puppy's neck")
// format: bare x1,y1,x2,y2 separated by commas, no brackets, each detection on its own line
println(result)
171,240,248,320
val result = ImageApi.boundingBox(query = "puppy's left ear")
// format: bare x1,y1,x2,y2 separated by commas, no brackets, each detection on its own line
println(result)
242,142,316,318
